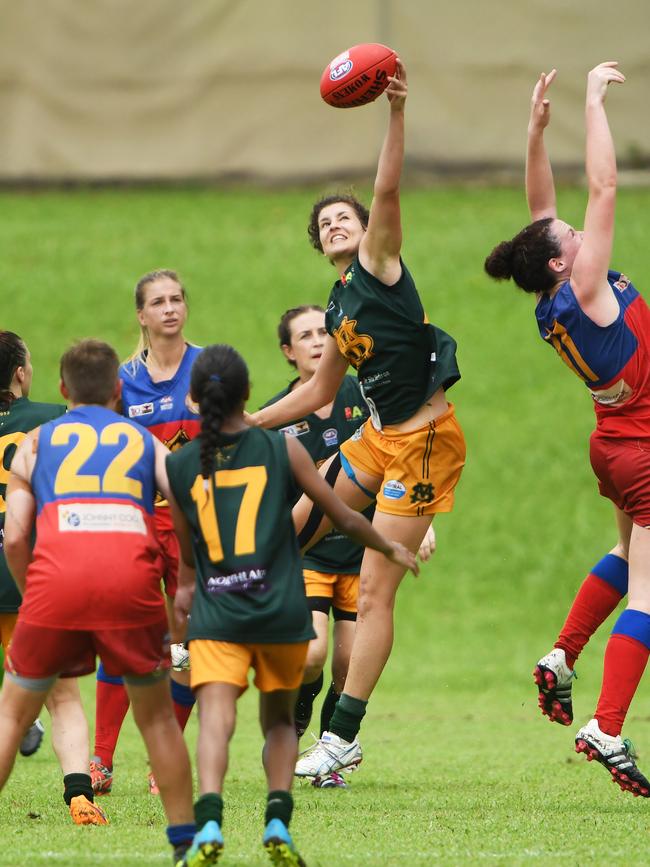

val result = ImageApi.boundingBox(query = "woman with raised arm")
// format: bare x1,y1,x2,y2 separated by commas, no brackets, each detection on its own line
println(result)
248,60,466,778
485,63,650,797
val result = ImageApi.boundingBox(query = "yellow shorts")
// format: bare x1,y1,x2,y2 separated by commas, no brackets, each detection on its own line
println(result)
0,613,18,653
303,569,359,613
340,403,466,517
189,639,309,693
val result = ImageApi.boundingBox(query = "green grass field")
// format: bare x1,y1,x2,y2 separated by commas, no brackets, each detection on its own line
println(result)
2,184,650,866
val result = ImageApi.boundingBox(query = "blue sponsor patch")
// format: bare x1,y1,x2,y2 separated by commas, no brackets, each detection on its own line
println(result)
383,479,406,500
322,427,338,447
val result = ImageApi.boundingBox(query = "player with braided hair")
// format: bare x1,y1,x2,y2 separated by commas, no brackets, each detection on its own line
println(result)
167,344,417,867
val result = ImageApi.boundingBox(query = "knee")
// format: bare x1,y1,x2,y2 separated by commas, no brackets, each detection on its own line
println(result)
305,644,327,679
356,577,394,620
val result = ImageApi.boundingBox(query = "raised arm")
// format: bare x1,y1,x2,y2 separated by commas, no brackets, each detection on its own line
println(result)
248,334,348,429
571,62,625,309
526,69,557,221
285,435,418,575
358,58,407,286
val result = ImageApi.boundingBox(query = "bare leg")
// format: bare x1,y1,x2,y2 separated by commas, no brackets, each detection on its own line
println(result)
125,676,193,825
331,619,355,694
260,690,299,792
194,682,239,794
46,678,89,775
0,678,49,790
302,612,329,683
343,512,432,701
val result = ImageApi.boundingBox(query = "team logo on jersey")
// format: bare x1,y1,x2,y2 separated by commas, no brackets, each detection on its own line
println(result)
341,267,354,285
279,420,310,437
165,429,191,452
322,428,338,447
128,402,154,418
614,274,630,292
344,405,365,420
333,317,374,369
383,479,406,500
58,503,147,535
185,393,200,415
160,396,173,411
410,482,435,505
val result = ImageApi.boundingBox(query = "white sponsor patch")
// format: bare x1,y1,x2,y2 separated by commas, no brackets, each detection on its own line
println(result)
322,427,338,447
589,378,633,407
160,396,173,411
383,479,406,500
58,503,147,535
279,420,310,437
128,402,154,418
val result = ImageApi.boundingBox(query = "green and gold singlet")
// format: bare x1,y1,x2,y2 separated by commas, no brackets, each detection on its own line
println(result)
325,256,460,429
0,397,66,612
166,427,315,644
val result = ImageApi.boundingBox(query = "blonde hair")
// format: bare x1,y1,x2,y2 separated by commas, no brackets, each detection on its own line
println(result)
125,269,187,372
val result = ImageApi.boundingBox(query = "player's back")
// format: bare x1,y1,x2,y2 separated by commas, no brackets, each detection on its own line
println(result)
167,426,313,645
21,404,165,629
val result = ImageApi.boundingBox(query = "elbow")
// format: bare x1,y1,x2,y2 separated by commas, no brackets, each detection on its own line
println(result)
589,175,617,197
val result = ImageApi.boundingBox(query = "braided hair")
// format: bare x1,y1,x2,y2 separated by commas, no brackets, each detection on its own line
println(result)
0,332,27,405
190,344,250,479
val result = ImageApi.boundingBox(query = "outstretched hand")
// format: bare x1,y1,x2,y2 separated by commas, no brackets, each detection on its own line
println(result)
587,61,625,103
386,57,407,110
386,540,420,576
529,69,557,131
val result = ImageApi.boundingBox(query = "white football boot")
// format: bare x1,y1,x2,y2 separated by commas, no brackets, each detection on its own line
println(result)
533,647,575,725
295,731,362,778
575,718,650,797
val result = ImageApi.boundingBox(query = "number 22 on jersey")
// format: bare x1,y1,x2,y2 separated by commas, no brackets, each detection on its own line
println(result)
191,466,268,563
52,422,145,498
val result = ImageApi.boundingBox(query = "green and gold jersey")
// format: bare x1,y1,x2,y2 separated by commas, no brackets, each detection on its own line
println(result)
263,375,374,574
166,427,315,644
0,397,66,612
324,255,460,428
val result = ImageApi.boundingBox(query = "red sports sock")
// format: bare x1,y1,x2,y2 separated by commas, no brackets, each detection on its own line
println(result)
554,574,623,669
94,681,130,767
173,700,193,732
595,634,650,736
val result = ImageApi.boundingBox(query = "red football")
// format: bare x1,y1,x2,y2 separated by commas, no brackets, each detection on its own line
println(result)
320,43,397,109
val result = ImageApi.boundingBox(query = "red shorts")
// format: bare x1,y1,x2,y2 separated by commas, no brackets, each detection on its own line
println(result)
5,617,171,680
155,509,180,597
590,432,650,526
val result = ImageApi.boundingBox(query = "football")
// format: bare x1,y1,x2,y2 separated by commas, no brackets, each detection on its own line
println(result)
320,43,397,108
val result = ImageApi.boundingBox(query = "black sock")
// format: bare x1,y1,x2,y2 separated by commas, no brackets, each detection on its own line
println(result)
320,682,340,736
328,693,367,743
265,790,293,828
294,671,323,731
63,773,94,805
194,792,224,832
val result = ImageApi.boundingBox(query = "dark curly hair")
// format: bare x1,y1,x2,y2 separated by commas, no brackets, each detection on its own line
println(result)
0,332,27,405
191,344,250,479
484,218,560,294
307,194,370,252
